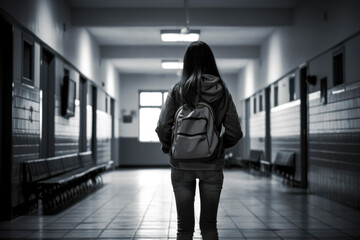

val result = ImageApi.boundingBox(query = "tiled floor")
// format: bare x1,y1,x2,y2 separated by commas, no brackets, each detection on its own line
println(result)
1,168,360,239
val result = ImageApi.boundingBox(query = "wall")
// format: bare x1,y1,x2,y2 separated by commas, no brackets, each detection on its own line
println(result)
269,73,302,182
96,89,113,164
0,0,99,85
0,0,121,218
239,0,360,206
239,0,360,99
248,90,265,153
0,16,13,220
11,28,41,212
238,60,261,102
54,63,80,156
119,73,241,166
307,34,360,208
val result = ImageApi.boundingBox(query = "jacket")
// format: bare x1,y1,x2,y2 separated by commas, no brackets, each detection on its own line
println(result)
156,74,243,170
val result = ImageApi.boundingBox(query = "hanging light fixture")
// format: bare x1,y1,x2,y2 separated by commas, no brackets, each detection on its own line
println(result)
160,0,200,42
161,60,183,70
160,30,200,42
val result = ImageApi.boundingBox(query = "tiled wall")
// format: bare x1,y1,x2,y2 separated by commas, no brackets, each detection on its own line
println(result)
307,34,360,208
12,82,41,208
10,27,41,211
308,82,360,208
249,93,265,153
249,112,265,152
271,100,301,181
54,97,80,156
96,110,112,164
7,24,115,217
86,104,93,152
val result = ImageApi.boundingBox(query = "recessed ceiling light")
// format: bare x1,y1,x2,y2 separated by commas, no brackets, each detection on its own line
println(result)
161,60,183,69
161,30,200,42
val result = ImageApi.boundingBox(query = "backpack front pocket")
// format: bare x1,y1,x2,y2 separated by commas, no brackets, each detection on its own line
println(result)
173,133,210,159
177,118,207,136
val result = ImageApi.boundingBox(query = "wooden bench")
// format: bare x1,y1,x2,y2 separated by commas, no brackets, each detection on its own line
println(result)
24,152,112,212
272,151,295,182
241,150,263,171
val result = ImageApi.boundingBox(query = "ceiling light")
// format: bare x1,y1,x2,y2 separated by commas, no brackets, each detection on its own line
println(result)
161,30,200,42
161,60,183,70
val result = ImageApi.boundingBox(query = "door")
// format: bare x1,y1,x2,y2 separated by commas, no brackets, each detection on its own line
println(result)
40,48,55,158
245,99,251,158
79,76,87,152
110,98,115,163
91,86,97,162
265,86,272,163
300,66,308,188
0,16,13,220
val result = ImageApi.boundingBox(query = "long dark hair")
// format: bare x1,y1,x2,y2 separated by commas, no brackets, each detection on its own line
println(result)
178,41,221,105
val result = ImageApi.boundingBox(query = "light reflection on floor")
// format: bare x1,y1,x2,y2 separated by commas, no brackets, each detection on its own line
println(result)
0,168,360,239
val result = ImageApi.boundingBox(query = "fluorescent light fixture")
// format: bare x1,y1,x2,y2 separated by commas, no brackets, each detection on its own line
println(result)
161,60,183,70
161,30,200,42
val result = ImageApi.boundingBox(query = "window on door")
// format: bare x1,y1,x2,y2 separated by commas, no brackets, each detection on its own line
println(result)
289,76,296,101
333,49,345,86
139,91,168,142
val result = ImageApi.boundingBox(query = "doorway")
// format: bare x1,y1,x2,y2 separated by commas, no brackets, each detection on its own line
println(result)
79,76,87,152
300,66,308,188
265,86,272,163
110,98,115,164
0,16,13,220
244,99,251,158
39,48,55,158
91,85,97,162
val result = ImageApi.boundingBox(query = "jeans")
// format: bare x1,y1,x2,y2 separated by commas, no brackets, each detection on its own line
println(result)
171,168,224,240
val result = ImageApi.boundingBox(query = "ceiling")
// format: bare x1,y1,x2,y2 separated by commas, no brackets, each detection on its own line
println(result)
67,0,300,9
67,0,300,75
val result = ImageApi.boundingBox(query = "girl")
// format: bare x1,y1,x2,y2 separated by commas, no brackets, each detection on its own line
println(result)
156,41,242,240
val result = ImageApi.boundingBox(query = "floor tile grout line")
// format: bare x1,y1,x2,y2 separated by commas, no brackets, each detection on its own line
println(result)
2,169,360,239
219,198,247,239
95,182,158,239
236,197,285,240
70,186,124,238
61,181,139,238
254,193,355,238
95,188,142,238
1,187,114,235
131,184,160,240
305,195,360,227
251,195,324,240
167,194,174,239
257,172,360,232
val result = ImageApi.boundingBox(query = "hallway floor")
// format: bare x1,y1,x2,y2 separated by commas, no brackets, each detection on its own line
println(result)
1,169,360,239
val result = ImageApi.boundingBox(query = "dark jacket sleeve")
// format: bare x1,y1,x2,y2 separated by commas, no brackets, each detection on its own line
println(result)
155,87,178,154
222,90,243,149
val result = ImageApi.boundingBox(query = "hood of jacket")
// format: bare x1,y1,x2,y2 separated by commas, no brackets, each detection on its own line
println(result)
199,74,224,103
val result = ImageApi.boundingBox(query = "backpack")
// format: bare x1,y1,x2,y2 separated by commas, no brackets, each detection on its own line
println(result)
171,102,221,162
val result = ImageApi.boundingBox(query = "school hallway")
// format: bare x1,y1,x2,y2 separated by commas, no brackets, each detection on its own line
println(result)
1,1,360,239
1,168,360,239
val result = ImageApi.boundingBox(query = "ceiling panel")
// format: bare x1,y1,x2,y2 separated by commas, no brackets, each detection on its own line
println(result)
67,0,295,74
112,58,249,74
88,27,274,46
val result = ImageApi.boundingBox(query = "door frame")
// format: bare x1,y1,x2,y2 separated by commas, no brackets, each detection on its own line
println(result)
79,76,87,152
0,15,13,220
265,86,272,163
39,47,55,158
300,65,309,188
